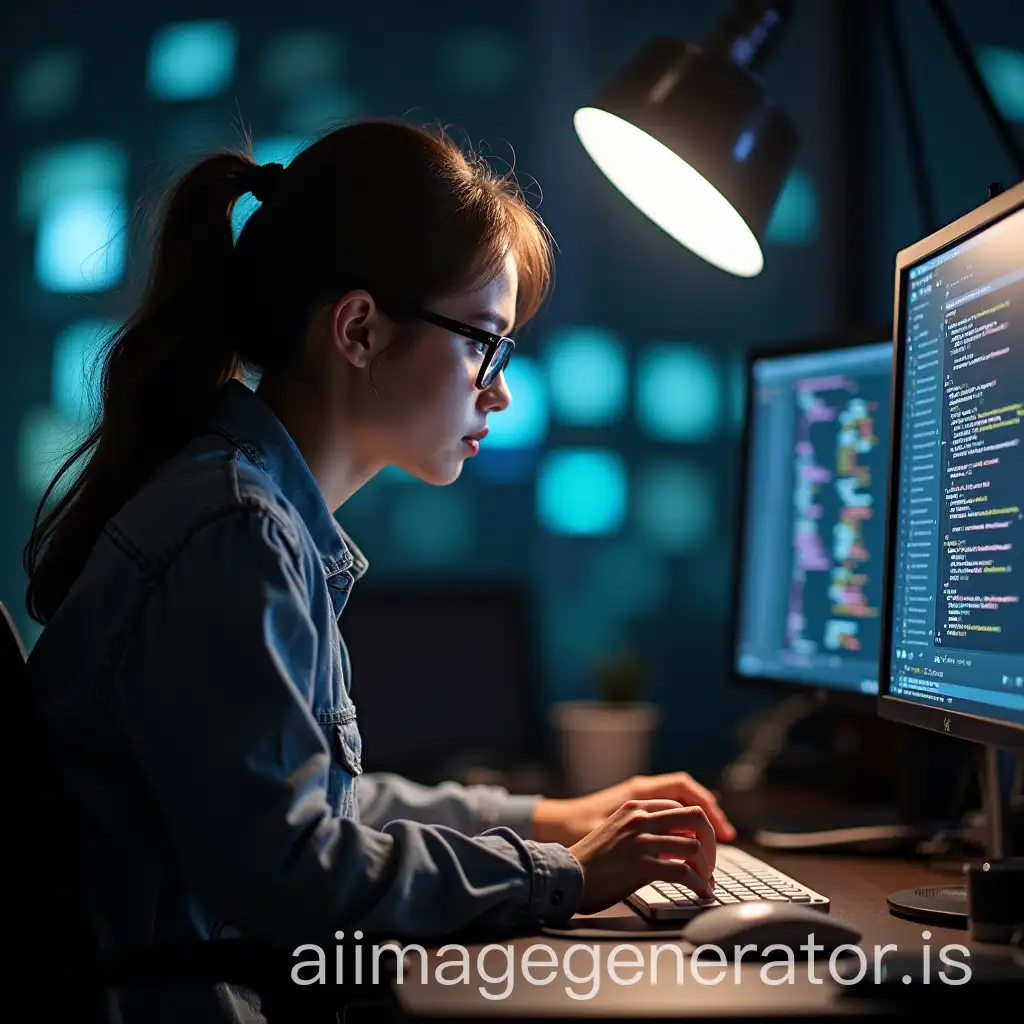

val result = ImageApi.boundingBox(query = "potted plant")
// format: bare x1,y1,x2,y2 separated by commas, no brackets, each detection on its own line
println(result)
550,650,660,795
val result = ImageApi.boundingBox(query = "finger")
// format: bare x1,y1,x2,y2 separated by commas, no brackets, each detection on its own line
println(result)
641,856,714,899
642,805,717,872
693,790,735,843
635,834,710,885
617,798,683,817
658,773,736,842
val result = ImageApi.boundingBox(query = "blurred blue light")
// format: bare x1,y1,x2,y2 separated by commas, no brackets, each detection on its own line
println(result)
537,449,627,536
261,32,343,95
12,48,80,119
439,30,520,95
978,47,1024,121
391,487,471,564
486,355,548,449
636,344,721,441
253,137,305,166
36,191,127,292
19,406,89,501
545,326,627,426
636,460,715,553
469,447,539,483
765,167,819,244
283,88,363,135
732,130,755,162
588,540,670,618
543,599,624,702
18,140,126,228
377,465,420,484
52,320,116,420
147,21,237,100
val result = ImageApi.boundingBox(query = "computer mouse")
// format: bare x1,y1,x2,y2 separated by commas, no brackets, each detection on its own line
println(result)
680,902,862,959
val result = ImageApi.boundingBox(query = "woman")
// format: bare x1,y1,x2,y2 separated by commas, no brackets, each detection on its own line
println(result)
24,119,733,1023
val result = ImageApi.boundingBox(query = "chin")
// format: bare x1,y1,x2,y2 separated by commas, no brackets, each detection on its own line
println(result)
410,460,463,486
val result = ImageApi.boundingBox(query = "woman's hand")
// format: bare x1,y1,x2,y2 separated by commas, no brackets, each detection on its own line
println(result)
569,799,717,913
532,771,735,847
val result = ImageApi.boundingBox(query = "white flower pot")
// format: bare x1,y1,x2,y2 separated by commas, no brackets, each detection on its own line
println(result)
550,700,660,795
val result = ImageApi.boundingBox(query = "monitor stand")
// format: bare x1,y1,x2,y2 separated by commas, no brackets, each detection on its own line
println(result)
751,815,959,852
723,696,974,853
886,743,1016,928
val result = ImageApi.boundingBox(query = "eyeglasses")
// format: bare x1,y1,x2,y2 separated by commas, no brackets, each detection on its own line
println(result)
377,300,515,390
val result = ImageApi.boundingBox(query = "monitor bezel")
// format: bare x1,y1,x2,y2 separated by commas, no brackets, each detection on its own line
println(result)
878,179,1024,751
728,326,893,709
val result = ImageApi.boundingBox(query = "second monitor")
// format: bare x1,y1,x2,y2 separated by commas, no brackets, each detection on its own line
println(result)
733,335,893,698
725,333,968,849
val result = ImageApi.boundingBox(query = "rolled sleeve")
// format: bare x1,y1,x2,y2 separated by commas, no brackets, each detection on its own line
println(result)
357,772,543,837
524,838,584,922
112,504,582,944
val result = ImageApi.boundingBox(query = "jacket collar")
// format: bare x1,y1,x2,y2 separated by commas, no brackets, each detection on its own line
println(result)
208,379,369,582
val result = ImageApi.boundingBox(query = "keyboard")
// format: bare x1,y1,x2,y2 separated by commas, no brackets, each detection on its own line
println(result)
627,845,830,921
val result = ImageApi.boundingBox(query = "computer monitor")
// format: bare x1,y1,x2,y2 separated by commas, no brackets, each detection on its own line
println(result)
338,580,545,785
880,179,1024,924
725,334,968,850
733,333,894,701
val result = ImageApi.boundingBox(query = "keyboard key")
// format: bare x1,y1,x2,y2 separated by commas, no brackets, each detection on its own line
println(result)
633,885,672,907
630,848,829,920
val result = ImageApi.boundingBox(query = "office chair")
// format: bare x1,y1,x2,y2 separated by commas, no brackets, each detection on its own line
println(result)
1,600,394,1024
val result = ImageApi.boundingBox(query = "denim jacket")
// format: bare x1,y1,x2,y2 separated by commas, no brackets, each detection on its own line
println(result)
26,379,583,1024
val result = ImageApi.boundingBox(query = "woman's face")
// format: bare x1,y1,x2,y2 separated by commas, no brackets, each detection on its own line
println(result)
367,254,517,485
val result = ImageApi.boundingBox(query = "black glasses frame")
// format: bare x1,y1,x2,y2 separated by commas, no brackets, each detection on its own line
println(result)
377,300,515,389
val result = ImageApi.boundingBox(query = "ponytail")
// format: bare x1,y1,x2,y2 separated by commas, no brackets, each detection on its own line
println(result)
24,151,260,625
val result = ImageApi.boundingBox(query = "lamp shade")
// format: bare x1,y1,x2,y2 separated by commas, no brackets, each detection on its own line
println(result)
575,38,798,277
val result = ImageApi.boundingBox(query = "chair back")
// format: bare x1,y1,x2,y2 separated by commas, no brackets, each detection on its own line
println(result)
1,601,389,1022
2,601,107,1020
0,601,26,680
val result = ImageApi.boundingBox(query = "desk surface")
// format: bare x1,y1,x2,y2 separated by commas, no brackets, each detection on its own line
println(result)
389,846,1013,1019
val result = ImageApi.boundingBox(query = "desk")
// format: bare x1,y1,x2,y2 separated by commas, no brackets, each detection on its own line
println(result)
388,846,1017,1020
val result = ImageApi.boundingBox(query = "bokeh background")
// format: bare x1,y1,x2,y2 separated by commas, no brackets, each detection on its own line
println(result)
2,0,1023,784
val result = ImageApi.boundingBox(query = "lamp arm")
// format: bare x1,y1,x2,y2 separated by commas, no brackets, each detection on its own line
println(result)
927,0,1024,180
881,0,940,235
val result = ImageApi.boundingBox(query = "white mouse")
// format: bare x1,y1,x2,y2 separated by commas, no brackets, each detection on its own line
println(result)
680,901,862,958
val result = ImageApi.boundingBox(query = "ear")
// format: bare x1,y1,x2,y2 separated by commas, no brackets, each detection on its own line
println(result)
329,290,390,369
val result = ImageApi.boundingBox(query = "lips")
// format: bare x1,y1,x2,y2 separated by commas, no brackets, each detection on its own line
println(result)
462,428,488,442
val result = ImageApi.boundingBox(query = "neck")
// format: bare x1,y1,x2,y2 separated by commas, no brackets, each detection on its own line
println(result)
255,371,381,512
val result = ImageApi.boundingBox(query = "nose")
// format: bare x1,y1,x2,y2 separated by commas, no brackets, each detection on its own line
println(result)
481,369,512,412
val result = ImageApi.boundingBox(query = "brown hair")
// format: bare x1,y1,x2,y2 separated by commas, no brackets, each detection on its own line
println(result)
24,119,554,625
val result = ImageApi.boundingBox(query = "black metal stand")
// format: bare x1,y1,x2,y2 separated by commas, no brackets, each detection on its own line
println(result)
886,743,1016,928
880,0,939,233
721,697,976,853
927,0,1024,180
881,0,1024,242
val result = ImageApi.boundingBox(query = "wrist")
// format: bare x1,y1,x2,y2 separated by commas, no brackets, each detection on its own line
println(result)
531,798,573,845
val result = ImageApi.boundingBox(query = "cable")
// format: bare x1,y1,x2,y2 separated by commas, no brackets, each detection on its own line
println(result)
881,0,940,234
928,0,1024,179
